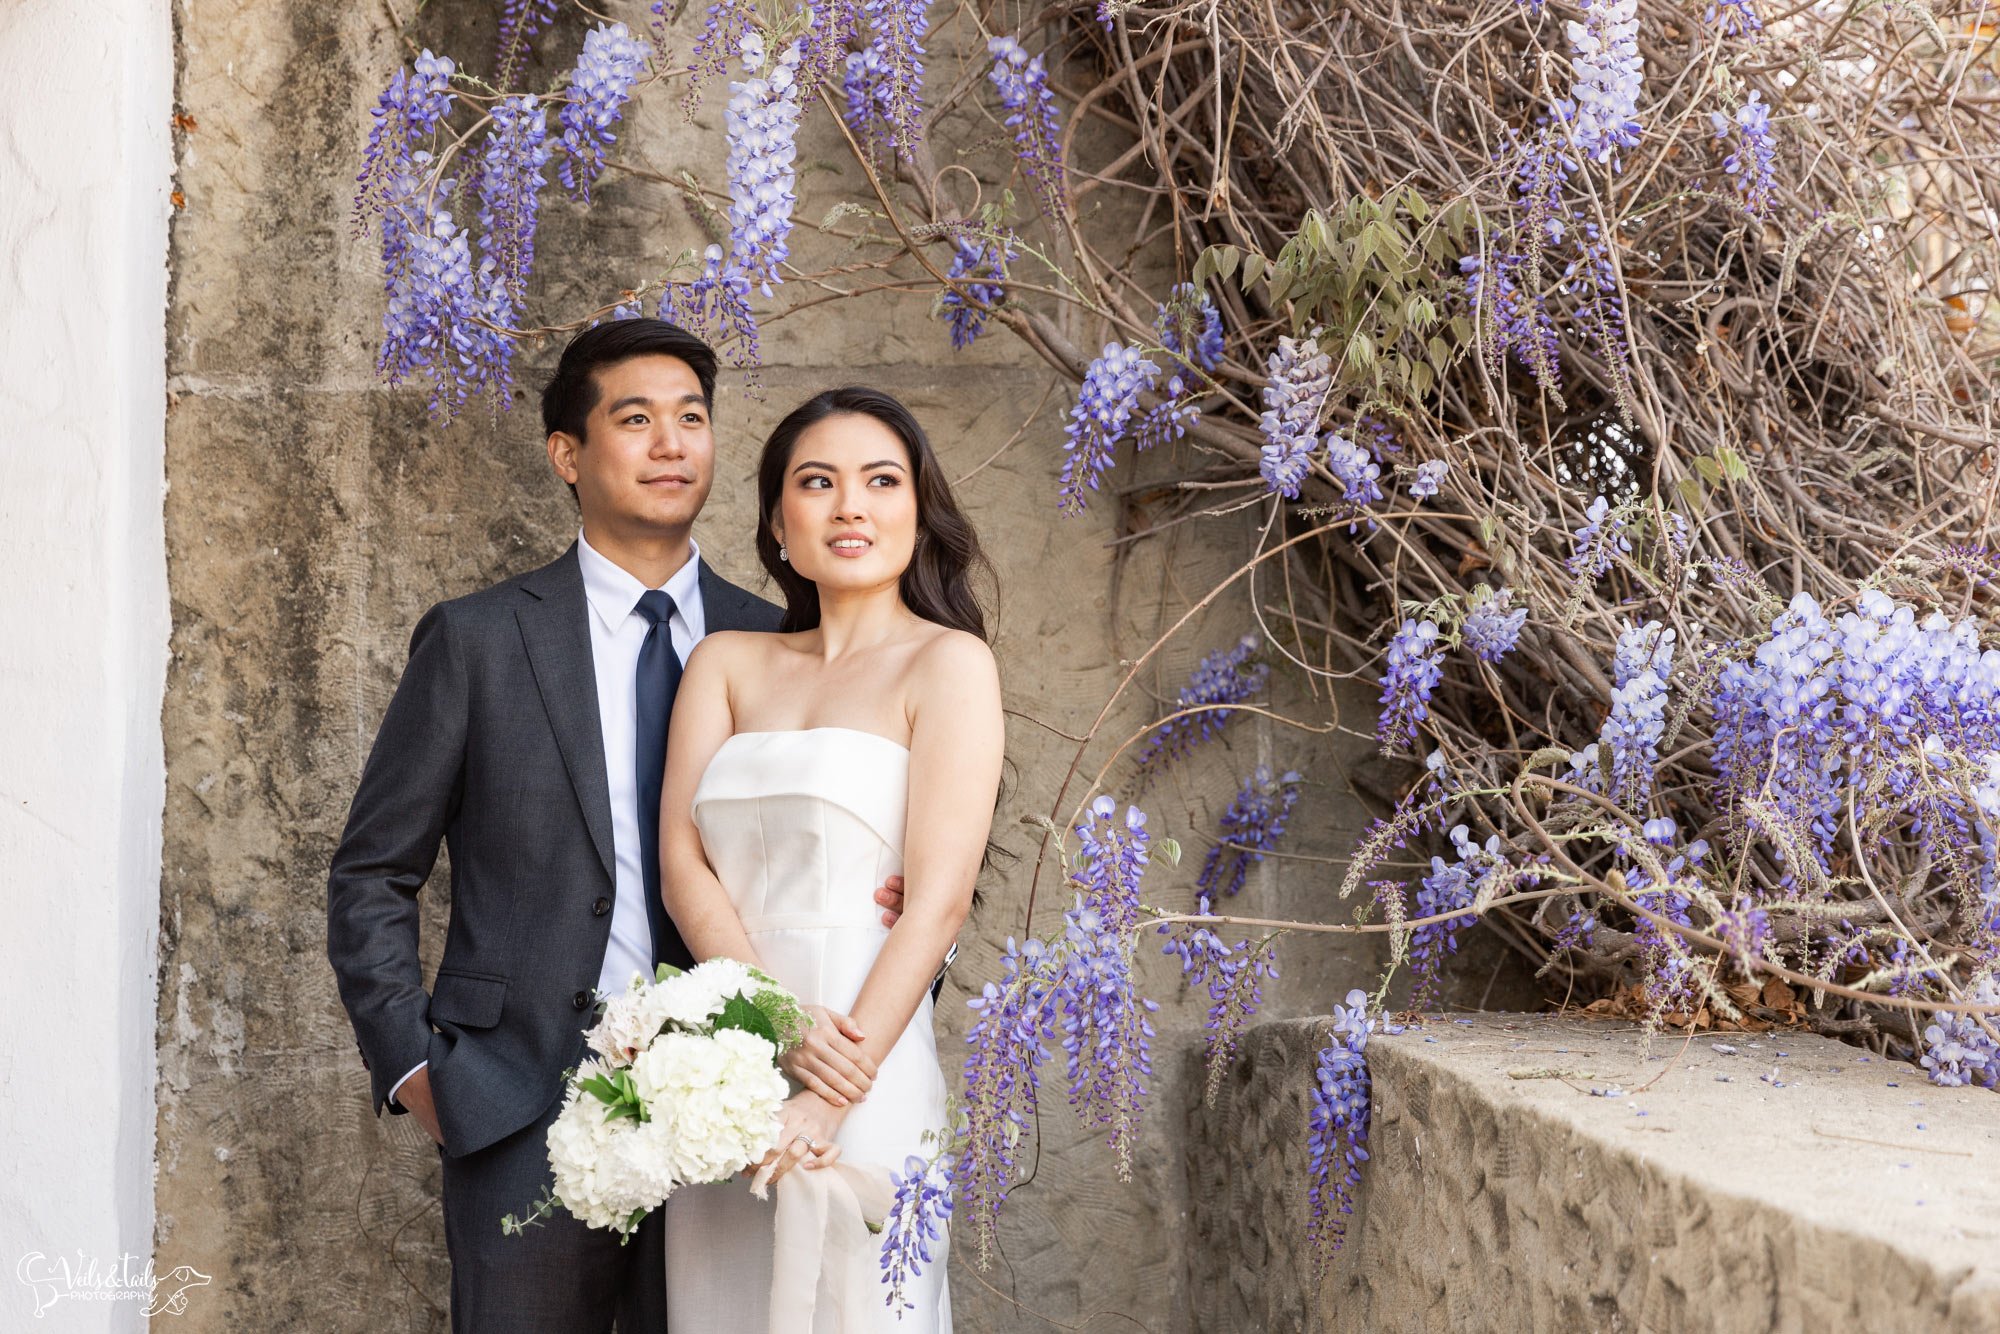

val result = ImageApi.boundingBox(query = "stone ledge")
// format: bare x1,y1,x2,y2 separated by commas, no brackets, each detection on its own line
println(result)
1188,1013,2000,1332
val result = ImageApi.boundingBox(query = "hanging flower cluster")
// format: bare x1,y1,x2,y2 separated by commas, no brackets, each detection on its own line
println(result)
1461,586,1527,664
841,0,929,161
1377,619,1445,753
1058,341,1160,514
955,798,1165,1264
1132,634,1269,776
723,33,804,298
1305,990,1375,1268
557,22,649,202
879,1151,955,1312
1561,0,1643,166
1713,90,1777,216
987,36,1068,222
1257,332,1334,498
937,233,1015,350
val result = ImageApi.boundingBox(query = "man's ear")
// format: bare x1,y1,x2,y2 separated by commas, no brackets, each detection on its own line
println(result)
547,430,581,487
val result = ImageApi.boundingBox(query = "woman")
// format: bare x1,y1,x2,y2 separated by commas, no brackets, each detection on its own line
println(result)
656,386,1002,1331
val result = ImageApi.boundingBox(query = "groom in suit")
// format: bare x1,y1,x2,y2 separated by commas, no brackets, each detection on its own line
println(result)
327,319,900,1331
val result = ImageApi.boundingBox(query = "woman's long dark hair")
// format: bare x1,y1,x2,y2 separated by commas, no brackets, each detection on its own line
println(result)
755,386,993,640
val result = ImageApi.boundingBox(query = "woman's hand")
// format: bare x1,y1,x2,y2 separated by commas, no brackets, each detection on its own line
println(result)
778,1004,878,1107
749,1090,848,1195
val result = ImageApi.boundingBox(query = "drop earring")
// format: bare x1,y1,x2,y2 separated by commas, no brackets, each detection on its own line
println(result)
778,544,789,563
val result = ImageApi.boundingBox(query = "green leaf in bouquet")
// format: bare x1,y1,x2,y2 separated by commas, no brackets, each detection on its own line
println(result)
654,962,685,983
751,987,810,1051
714,991,780,1046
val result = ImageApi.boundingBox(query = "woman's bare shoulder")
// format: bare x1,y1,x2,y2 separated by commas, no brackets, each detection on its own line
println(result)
908,627,999,698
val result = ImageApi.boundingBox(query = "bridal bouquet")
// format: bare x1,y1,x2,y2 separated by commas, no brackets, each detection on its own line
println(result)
503,959,810,1239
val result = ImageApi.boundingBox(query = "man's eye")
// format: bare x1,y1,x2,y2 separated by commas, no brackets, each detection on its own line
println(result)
623,414,649,426
683,414,706,426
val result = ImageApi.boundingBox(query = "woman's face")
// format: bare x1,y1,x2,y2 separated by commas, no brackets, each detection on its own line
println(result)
771,412,919,597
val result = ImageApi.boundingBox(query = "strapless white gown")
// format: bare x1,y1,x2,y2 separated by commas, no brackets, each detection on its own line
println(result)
662,727,952,1332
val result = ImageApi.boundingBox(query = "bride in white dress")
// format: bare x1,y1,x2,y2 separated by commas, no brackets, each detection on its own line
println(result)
655,386,1002,1332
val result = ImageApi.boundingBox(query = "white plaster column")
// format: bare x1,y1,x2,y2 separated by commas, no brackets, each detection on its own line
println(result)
0,0,173,1327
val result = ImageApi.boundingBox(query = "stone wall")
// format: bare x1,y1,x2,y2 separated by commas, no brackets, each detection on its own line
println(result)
1190,1014,2000,1333
152,4,1435,1329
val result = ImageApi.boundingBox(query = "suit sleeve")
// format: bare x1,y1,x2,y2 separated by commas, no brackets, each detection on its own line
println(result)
326,602,468,1114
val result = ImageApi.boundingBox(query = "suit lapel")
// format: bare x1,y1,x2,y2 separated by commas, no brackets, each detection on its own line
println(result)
699,561,759,634
515,544,617,883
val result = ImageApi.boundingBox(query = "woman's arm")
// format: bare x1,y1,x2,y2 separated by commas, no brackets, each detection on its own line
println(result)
845,630,1004,1068
659,633,764,970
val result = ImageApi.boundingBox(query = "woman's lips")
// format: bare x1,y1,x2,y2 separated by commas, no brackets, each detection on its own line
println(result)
829,536,872,558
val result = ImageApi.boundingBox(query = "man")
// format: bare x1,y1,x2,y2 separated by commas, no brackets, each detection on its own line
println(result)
327,319,903,1331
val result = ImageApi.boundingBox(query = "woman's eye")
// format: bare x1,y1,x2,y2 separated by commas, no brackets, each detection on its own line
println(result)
801,475,830,489
869,475,900,487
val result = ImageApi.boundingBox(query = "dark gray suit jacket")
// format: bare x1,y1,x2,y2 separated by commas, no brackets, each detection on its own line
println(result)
327,542,783,1158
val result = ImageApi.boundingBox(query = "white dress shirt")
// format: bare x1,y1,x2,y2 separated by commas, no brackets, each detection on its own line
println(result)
390,530,707,1109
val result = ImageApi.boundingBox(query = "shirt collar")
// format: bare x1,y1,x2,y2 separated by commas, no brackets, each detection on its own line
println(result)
577,529,703,634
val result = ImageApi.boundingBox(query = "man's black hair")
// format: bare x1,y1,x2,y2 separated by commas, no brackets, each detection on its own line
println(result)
541,320,720,501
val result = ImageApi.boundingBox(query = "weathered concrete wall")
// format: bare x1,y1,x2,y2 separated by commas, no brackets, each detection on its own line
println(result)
1191,1014,2000,1333
154,4,1419,1330
0,0,173,1327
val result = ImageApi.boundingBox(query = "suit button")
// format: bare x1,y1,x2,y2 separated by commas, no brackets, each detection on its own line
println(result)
592,897,610,916
573,990,592,1010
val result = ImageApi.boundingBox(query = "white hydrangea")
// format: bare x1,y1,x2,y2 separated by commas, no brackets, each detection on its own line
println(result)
653,957,758,1028
546,1062,660,1232
587,974,674,1068
630,1028,789,1183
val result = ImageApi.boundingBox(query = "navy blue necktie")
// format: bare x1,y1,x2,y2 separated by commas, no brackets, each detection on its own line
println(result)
633,590,691,971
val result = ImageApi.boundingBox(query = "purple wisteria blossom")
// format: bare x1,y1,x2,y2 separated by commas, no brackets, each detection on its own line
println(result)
657,242,762,367
1713,898,1772,974
937,233,1014,350
841,0,928,161
1133,634,1269,776
1920,978,1999,1090
723,33,804,297
494,0,558,91
1707,0,1762,37
682,0,756,113
1324,431,1385,523
1377,618,1445,752
880,1151,955,1310
956,799,1165,1259
1713,90,1777,216
1460,128,1572,393
1601,620,1674,807
987,37,1068,222
1197,767,1303,901
379,208,485,414
1560,0,1643,166
1623,824,1708,1013
1136,283,1223,449
1058,341,1160,514
557,22,648,203
1568,494,1631,581
1462,586,1527,663
1306,989,1374,1268
1160,915,1279,1090
1062,799,1161,1173
357,49,456,231
475,95,551,316
1713,588,2000,906
1258,332,1334,498
956,933,1056,1264
1409,459,1449,499
466,94,553,400
1410,824,1499,1007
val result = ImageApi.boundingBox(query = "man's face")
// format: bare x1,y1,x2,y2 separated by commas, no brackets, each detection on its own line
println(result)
549,354,716,537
